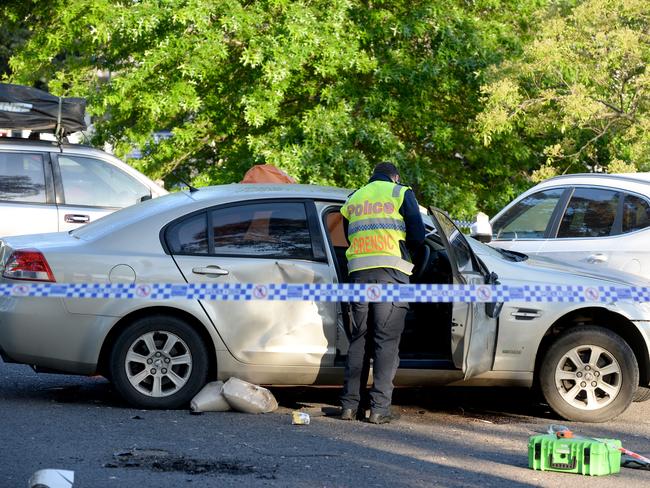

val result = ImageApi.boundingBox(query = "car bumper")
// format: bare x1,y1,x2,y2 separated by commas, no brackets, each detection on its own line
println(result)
0,296,114,374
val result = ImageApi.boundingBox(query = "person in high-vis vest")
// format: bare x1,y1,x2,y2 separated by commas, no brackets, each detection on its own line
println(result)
340,162,425,424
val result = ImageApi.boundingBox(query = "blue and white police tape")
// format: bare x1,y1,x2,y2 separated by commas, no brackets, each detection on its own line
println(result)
1,283,650,303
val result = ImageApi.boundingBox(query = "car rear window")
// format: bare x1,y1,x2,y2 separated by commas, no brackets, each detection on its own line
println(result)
166,212,209,254
622,193,650,233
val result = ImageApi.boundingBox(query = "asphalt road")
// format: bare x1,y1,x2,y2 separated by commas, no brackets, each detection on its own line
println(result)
1,362,649,487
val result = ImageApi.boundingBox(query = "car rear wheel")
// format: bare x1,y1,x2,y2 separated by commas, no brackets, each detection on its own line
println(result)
539,326,638,422
109,315,209,409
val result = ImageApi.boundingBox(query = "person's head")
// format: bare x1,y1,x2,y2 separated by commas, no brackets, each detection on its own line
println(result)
372,162,400,183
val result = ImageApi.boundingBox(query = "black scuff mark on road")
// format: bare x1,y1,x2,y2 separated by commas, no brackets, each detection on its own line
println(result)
104,448,278,479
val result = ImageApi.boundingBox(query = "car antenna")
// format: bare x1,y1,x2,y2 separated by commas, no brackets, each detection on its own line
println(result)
179,178,199,193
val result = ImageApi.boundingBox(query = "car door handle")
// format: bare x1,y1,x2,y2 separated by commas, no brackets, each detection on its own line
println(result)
511,309,541,320
64,214,90,224
192,266,229,277
588,253,608,263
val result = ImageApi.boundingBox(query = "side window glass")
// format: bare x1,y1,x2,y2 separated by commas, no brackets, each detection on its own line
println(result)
557,188,619,238
435,211,478,273
211,202,313,259
166,212,208,254
492,189,564,239
622,193,650,233
58,156,150,207
451,231,476,272
0,152,46,203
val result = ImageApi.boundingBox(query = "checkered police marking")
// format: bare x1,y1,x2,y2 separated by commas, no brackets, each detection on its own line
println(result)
2,283,650,302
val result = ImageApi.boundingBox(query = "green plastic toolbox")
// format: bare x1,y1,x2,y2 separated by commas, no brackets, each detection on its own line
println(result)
528,434,621,476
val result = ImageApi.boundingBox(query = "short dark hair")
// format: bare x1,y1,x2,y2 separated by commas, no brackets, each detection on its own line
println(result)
372,162,399,177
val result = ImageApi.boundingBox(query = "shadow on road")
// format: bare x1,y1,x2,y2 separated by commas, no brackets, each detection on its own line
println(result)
270,385,558,424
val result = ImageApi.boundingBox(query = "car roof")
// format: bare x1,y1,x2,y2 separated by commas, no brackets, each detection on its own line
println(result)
0,136,96,152
71,183,350,242
0,136,137,161
186,183,351,202
540,172,650,186
491,171,650,223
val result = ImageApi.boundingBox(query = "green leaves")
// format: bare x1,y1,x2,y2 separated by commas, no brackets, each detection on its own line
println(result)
6,0,552,218
477,0,650,175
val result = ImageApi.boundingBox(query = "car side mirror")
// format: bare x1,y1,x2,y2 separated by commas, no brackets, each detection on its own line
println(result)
470,212,492,243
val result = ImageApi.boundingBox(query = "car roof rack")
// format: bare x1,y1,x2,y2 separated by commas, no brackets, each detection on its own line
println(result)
0,83,87,145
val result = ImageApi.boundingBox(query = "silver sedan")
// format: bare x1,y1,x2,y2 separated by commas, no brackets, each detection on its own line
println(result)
1,184,649,422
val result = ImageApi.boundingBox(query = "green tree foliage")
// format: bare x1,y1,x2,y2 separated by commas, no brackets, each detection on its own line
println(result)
477,0,650,180
8,0,544,217
0,1,59,78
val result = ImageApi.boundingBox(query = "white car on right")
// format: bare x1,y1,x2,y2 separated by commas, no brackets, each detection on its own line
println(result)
489,173,650,281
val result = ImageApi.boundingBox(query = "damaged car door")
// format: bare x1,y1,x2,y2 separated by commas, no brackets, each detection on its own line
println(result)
429,208,499,378
166,199,338,367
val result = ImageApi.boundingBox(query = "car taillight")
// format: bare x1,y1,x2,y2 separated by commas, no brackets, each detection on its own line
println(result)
2,249,56,282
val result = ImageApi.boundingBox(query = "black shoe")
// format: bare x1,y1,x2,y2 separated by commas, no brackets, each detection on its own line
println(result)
368,411,400,424
340,408,355,421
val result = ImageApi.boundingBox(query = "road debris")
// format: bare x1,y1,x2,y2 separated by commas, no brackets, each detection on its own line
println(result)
190,381,231,413
28,469,74,488
291,411,310,425
222,378,278,414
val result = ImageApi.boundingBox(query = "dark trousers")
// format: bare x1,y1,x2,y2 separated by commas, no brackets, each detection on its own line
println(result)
340,268,409,415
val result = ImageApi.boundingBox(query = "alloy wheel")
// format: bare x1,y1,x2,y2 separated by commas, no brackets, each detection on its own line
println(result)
124,331,193,397
554,344,621,410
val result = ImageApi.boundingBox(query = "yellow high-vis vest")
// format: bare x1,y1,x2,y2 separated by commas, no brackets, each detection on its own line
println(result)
341,180,414,275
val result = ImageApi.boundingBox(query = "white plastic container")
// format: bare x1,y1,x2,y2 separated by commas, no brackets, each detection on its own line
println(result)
190,381,231,413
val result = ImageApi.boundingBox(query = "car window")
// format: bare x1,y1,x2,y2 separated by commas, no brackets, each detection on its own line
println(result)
0,152,46,203
58,155,151,207
557,188,619,238
622,193,650,233
211,202,313,259
492,188,564,239
166,212,209,254
431,208,480,273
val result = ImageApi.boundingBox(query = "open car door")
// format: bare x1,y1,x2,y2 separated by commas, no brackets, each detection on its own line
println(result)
428,208,499,379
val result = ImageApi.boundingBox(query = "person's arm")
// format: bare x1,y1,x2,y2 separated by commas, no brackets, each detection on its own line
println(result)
399,188,425,255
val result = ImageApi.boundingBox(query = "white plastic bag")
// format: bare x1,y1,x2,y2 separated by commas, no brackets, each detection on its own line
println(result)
190,381,231,413
222,377,278,414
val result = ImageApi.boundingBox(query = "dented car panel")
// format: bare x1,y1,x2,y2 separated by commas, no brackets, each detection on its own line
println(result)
172,256,338,366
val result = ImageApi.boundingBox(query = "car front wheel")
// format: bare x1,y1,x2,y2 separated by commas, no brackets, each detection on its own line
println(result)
539,326,638,422
633,386,650,403
109,315,209,409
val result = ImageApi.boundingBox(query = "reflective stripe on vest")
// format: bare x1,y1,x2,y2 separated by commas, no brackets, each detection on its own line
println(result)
348,217,406,235
347,255,414,275
341,180,413,275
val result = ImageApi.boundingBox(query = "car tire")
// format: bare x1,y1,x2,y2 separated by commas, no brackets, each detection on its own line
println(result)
109,315,209,409
539,326,638,423
633,386,650,403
